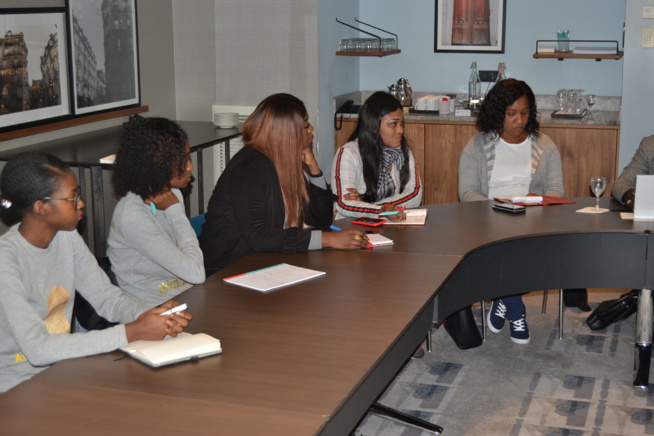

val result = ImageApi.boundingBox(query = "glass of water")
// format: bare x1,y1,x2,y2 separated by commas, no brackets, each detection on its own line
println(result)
590,176,607,210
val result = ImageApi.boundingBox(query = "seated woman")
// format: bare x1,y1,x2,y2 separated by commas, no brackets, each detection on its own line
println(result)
332,91,423,220
458,78,564,344
108,117,205,306
200,93,368,274
0,152,191,393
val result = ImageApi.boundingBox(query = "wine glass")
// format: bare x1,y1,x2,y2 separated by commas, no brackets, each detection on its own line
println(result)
586,94,597,120
590,176,607,210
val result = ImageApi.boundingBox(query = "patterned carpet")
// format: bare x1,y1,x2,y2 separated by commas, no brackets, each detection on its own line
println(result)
354,289,654,435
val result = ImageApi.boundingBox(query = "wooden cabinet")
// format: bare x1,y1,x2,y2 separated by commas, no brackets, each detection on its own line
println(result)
540,124,619,198
333,117,619,205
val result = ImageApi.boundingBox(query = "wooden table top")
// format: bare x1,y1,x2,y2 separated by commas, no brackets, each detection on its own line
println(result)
337,198,652,257
2,198,652,435
0,250,459,436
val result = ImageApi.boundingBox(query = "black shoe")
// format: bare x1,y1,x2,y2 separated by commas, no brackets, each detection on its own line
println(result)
563,288,591,312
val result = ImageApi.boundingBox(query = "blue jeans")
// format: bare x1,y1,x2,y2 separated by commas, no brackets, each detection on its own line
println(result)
497,294,525,321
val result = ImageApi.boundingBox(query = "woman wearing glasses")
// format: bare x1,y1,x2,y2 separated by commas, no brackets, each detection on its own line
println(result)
0,152,192,393
108,117,205,306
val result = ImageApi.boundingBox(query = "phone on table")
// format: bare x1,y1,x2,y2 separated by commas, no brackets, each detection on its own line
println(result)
352,217,386,227
492,203,527,213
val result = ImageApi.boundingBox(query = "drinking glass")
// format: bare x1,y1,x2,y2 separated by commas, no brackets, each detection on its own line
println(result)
556,89,567,112
586,94,597,120
590,176,607,210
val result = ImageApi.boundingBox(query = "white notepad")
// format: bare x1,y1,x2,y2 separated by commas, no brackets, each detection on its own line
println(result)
224,263,326,292
634,175,654,221
120,332,222,367
383,208,428,226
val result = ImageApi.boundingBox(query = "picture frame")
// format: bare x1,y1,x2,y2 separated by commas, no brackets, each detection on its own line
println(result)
0,9,71,131
67,0,140,115
434,0,506,53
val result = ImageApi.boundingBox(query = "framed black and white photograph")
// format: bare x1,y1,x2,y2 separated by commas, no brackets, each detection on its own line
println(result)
67,0,140,115
434,0,506,53
0,9,70,131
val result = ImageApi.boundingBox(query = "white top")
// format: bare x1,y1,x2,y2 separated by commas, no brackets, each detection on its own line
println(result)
488,137,532,199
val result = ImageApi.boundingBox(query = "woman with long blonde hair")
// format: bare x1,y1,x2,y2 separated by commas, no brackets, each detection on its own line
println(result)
200,93,367,274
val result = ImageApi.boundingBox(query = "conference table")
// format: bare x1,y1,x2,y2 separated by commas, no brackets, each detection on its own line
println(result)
1,198,653,435
0,121,241,256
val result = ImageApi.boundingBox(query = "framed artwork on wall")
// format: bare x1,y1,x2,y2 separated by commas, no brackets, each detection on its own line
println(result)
0,9,71,131
67,0,140,115
434,0,506,53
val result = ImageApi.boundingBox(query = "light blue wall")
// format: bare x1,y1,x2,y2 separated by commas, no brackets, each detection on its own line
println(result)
317,0,359,173
358,0,625,95
620,1,654,173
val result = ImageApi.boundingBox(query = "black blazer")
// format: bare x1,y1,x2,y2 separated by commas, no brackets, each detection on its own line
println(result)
199,147,333,274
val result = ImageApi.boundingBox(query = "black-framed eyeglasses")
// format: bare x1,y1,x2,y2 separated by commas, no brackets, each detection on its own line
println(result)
43,192,82,208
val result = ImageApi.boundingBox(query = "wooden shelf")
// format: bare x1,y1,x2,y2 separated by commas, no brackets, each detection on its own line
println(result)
533,51,623,61
533,39,622,61
0,105,149,142
336,49,401,57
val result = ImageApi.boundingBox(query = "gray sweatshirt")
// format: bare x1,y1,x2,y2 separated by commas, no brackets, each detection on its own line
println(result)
0,225,149,393
108,189,205,306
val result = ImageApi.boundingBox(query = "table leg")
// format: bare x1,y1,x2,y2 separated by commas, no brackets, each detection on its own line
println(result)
633,288,652,388
368,402,443,434
90,165,106,258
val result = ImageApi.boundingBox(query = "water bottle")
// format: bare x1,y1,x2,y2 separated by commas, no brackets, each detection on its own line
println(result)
496,62,506,84
468,61,481,104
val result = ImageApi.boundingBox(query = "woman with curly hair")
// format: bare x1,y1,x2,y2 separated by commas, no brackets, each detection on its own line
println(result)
331,91,422,220
108,117,205,306
458,78,564,344
200,93,368,274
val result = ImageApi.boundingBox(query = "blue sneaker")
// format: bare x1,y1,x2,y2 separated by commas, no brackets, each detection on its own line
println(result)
487,300,507,333
509,315,530,344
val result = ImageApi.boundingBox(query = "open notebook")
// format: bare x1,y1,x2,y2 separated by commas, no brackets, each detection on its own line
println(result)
634,175,654,221
120,332,222,367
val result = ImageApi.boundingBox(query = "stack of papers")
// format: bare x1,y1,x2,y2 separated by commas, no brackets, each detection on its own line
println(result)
383,208,428,226
494,195,576,206
224,263,325,292
366,233,393,247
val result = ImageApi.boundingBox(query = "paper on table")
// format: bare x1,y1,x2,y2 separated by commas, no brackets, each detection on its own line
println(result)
224,263,326,292
383,208,428,226
366,233,393,247
576,207,610,214
495,196,543,205
99,154,116,164
120,332,222,367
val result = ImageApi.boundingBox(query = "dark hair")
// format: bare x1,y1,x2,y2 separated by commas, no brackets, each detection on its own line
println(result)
112,117,189,200
242,93,309,227
476,78,540,138
349,91,410,202
0,152,71,216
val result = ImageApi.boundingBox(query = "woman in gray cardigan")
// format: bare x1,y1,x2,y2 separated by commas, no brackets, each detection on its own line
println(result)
458,79,567,344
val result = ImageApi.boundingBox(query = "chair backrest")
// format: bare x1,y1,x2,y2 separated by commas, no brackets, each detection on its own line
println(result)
189,213,206,237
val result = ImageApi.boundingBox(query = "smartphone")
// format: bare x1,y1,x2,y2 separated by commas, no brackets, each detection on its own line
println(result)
492,203,527,213
352,217,386,227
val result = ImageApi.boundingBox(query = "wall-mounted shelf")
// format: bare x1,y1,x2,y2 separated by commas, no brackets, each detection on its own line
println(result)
335,18,400,57
336,49,401,57
533,40,623,61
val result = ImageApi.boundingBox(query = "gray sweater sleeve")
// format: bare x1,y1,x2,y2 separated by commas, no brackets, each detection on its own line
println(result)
108,190,205,305
612,135,654,202
0,228,150,391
